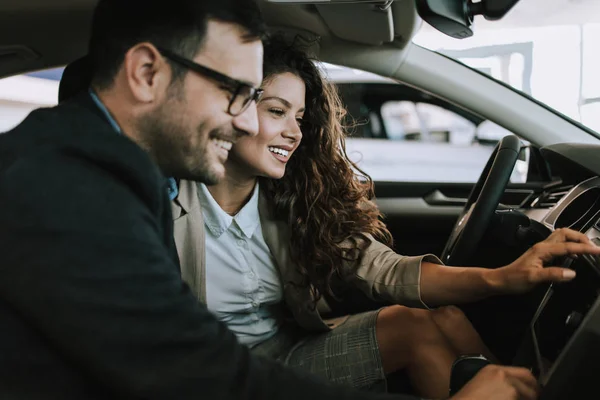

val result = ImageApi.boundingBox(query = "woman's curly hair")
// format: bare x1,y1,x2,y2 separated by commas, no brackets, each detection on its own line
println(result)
260,34,393,304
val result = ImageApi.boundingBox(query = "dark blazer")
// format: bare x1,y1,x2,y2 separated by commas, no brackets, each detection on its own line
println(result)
0,94,417,400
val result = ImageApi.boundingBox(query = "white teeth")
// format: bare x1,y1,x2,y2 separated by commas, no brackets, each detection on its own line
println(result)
268,147,289,157
213,138,232,151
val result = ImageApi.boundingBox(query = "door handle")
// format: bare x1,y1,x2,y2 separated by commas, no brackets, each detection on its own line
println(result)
424,190,468,207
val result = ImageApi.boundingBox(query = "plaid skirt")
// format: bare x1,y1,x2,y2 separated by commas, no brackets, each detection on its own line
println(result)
251,309,387,391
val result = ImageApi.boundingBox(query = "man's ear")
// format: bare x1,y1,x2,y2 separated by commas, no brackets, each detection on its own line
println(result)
122,43,172,103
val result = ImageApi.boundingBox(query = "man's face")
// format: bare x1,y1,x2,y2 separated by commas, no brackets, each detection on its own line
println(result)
140,20,263,184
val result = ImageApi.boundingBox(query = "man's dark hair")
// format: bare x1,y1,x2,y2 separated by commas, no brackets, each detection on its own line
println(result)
89,0,266,89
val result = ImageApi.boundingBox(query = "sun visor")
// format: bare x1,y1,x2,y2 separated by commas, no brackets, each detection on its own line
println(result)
316,2,394,45
262,0,420,47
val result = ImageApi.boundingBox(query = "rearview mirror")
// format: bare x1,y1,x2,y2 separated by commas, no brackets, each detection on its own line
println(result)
416,0,521,39
416,0,474,39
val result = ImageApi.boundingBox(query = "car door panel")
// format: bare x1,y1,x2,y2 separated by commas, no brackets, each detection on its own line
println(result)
374,182,468,256
374,182,535,257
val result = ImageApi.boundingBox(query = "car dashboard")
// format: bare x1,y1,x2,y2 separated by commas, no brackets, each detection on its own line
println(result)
507,143,600,399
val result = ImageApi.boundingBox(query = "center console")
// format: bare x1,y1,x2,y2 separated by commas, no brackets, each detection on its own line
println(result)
513,236,600,399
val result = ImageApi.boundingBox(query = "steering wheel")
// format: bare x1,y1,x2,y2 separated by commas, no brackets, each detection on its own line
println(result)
441,135,522,266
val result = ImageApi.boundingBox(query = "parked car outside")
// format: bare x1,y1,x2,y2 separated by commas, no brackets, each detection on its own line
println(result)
321,63,528,183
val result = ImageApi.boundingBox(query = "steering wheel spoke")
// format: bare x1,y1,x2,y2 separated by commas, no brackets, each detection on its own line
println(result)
441,135,522,266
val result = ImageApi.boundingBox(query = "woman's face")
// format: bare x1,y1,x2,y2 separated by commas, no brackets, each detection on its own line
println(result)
229,72,305,179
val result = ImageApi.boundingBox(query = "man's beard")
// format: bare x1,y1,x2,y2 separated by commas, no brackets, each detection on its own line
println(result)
136,101,224,185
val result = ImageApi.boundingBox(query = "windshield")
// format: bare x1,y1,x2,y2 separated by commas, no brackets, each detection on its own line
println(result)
412,0,600,133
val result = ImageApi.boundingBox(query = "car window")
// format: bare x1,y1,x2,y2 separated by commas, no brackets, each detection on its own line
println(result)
413,10,600,137
0,67,62,132
3,64,528,184
381,101,476,144
325,66,528,183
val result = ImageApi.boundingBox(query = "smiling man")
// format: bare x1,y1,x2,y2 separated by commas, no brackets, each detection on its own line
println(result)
0,0,547,400
0,0,393,399
87,6,264,185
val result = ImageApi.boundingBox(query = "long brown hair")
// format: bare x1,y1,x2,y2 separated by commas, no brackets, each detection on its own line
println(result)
260,35,393,303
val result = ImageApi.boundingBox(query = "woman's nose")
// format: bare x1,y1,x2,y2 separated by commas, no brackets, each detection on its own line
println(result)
283,119,303,141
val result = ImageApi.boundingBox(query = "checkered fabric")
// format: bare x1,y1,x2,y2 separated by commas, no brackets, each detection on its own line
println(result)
251,310,386,391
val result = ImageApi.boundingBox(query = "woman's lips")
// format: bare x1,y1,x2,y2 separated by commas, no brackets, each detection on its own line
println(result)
268,146,293,163
269,150,290,163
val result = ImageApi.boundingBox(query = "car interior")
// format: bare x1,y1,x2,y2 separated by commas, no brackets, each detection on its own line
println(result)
2,0,600,398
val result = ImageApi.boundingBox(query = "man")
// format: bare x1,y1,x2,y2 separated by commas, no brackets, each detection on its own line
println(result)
0,0,589,399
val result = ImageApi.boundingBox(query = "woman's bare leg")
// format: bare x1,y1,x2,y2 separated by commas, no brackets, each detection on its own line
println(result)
430,306,499,364
376,305,458,399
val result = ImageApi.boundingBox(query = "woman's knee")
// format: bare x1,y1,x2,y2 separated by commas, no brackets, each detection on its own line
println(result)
430,305,469,327
376,306,454,373
376,305,443,347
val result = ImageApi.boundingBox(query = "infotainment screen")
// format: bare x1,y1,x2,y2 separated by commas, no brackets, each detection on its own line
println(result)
529,255,600,386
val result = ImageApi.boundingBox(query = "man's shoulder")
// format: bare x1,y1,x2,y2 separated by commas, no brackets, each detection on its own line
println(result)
0,97,162,191
5,97,136,152
0,97,169,222
3,94,104,139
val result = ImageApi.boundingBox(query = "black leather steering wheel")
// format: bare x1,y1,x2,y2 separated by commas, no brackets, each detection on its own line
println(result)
441,135,522,266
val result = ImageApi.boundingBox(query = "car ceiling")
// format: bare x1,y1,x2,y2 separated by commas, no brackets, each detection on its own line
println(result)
3,0,600,79
0,0,420,79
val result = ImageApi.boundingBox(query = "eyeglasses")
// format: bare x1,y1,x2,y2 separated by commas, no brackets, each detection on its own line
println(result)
156,46,263,116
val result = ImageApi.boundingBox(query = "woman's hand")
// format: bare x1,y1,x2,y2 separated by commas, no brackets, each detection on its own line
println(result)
492,228,600,294
451,365,539,400
420,228,600,305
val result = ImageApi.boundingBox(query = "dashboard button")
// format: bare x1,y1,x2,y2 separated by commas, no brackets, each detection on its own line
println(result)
565,311,583,331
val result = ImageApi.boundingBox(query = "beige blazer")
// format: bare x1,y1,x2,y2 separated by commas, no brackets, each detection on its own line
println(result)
171,179,441,332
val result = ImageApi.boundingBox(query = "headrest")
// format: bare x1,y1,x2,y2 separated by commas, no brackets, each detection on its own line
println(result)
58,56,93,103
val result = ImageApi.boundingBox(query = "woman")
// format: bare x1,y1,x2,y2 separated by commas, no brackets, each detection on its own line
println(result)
171,35,587,398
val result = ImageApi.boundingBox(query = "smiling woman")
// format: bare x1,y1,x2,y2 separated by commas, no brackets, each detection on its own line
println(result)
231,71,304,178
167,32,600,399
169,34,492,399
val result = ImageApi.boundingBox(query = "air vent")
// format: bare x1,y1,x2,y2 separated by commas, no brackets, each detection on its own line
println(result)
555,188,600,231
531,185,574,208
